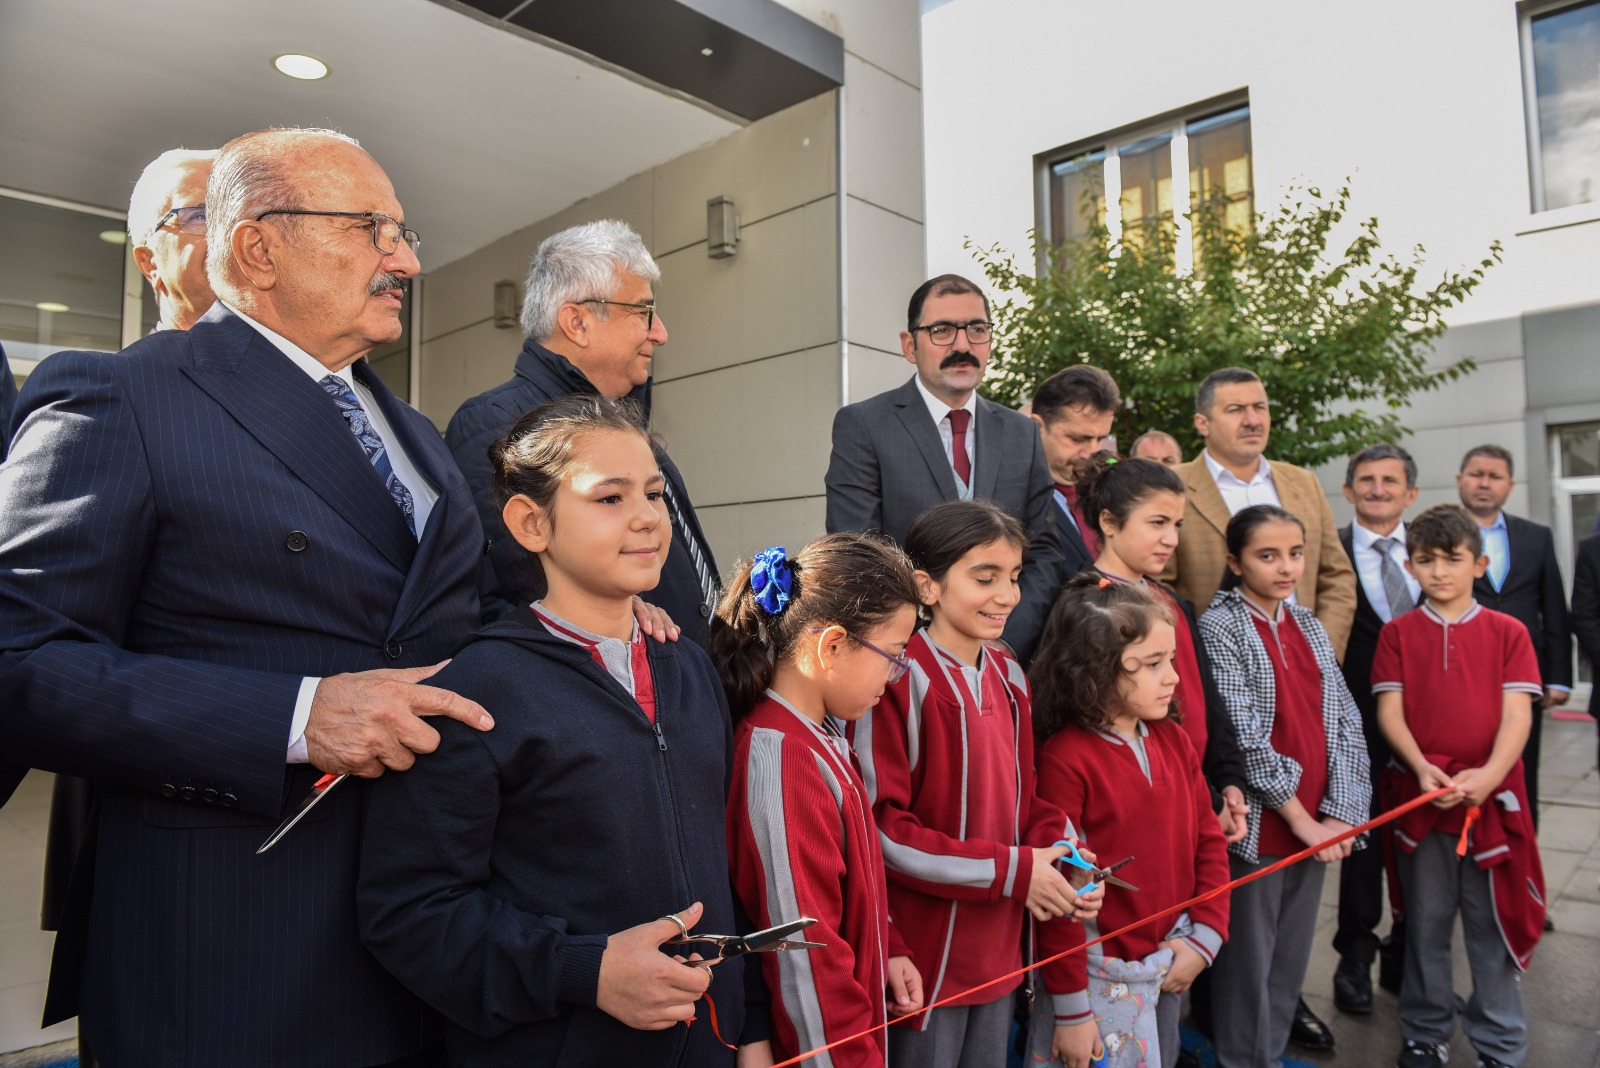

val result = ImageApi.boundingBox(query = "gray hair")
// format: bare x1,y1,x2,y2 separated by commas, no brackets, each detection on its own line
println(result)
204,127,362,288
1195,367,1262,415
1344,443,1418,489
128,148,219,246
521,219,659,341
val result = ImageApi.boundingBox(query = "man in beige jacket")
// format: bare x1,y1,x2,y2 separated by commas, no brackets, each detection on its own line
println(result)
1161,366,1356,660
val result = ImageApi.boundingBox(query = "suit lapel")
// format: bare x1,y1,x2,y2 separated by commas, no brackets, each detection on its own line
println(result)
972,397,1003,500
1182,457,1233,540
182,308,416,573
1501,514,1524,590
892,378,959,499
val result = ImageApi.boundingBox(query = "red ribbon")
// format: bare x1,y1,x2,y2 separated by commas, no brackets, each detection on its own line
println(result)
769,784,1453,1067
1455,805,1482,857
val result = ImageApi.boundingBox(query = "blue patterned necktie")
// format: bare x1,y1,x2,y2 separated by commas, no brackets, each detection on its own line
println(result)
320,374,416,537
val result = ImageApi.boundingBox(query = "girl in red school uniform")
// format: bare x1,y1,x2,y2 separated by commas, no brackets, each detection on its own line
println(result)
853,499,1097,1068
713,533,926,1068
1197,505,1370,1068
1028,574,1232,1068
1076,455,1251,844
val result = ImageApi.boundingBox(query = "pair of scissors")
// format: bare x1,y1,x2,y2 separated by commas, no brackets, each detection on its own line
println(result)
666,916,826,970
1051,840,1139,895
257,772,348,854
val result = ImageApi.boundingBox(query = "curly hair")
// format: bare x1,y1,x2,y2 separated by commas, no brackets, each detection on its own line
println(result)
1029,573,1173,738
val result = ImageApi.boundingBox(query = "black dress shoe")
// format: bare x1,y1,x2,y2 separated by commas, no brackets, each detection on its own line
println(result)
1544,915,1554,932
1334,958,1374,1014
1396,1039,1447,1067
1289,997,1336,1051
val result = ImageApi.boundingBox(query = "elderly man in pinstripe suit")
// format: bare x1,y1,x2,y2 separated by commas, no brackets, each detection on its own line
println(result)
0,128,494,1068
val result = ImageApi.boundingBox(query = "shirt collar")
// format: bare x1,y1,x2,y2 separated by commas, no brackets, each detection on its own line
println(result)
1094,719,1150,746
1241,595,1285,625
1203,449,1271,489
1352,519,1407,552
1420,599,1481,626
225,301,353,388
530,601,640,646
1479,512,1508,534
913,374,977,428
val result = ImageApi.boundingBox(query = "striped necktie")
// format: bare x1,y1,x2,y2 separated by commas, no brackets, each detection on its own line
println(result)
1372,537,1415,619
320,375,416,537
661,477,719,615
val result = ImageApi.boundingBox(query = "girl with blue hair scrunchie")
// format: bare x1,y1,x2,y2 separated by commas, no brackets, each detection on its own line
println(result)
709,533,926,1068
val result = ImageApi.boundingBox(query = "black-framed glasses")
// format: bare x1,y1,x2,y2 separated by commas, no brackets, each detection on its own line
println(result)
913,320,993,346
807,627,912,683
255,210,421,255
146,204,207,239
579,298,656,333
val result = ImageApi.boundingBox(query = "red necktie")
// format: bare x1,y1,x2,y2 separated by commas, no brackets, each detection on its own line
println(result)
948,408,972,486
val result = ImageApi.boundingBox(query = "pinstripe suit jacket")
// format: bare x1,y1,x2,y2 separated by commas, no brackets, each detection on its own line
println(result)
1197,590,1371,864
823,376,1066,661
1161,454,1357,660
0,304,484,1067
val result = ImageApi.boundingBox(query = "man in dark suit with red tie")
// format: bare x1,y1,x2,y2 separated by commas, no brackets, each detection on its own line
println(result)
1456,444,1573,829
1027,364,1120,575
824,273,1064,660
0,128,496,1067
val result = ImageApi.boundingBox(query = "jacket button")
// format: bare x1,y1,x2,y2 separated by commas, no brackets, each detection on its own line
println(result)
178,785,197,803
160,782,176,798
202,787,219,805
699,602,711,618
286,531,309,552
220,792,239,808
385,639,403,659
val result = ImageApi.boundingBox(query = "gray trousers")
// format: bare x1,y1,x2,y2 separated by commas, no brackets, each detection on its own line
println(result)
1397,831,1526,1065
889,994,1012,1068
1208,855,1325,1068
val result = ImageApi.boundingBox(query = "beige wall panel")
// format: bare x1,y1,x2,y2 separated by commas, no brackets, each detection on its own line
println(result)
774,0,921,88
846,343,912,405
844,54,924,224
844,197,925,355
417,319,523,429
696,495,829,575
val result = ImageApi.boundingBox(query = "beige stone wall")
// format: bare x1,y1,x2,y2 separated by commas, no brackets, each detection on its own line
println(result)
415,0,926,571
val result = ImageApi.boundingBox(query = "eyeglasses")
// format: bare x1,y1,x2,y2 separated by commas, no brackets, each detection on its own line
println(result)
913,320,994,346
579,298,656,333
255,210,421,255
146,204,207,239
807,627,912,683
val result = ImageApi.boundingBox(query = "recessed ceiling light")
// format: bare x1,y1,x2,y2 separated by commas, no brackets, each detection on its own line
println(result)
99,230,127,245
36,301,70,313
274,53,329,80
701,47,714,56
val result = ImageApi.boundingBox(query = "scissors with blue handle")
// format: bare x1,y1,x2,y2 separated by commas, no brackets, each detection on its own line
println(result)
667,916,826,970
1051,840,1139,895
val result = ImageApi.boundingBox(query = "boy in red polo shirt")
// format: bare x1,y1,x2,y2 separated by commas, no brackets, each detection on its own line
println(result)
1374,504,1546,1068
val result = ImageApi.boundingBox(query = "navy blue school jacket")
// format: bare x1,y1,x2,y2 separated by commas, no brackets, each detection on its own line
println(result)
358,607,746,1067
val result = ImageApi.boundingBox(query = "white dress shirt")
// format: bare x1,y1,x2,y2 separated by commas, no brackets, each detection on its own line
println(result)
227,303,440,762
1203,449,1282,515
914,375,977,500
1350,519,1421,622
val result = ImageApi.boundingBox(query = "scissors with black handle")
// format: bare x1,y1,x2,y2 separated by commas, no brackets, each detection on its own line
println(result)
665,916,826,970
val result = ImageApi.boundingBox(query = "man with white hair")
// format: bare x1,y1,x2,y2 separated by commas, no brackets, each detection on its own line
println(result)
447,219,721,641
127,147,218,330
0,127,495,1067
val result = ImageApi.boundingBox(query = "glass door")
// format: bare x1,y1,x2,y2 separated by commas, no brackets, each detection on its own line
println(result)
1552,420,1600,704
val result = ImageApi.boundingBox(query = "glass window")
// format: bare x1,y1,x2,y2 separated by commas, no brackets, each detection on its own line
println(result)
1528,0,1600,211
1048,150,1107,242
1188,106,1254,233
1557,420,1600,478
1118,132,1174,232
0,194,127,385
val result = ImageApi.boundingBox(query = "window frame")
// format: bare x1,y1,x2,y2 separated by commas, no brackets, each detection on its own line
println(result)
1518,0,1600,221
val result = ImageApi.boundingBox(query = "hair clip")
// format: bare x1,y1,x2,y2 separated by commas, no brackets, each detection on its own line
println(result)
1104,456,1119,465
750,547,794,615
1098,577,1112,588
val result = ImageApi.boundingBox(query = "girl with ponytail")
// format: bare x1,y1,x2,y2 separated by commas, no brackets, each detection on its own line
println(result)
713,533,925,1067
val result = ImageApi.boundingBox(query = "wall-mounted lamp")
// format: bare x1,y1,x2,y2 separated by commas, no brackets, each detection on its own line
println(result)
707,196,740,259
494,280,520,329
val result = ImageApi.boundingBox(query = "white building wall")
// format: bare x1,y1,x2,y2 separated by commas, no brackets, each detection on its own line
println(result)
921,0,1600,528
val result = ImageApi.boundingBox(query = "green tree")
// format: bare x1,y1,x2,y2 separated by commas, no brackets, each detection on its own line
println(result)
969,182,1502,469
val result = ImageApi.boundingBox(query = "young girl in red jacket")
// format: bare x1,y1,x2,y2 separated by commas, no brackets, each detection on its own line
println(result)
852,499,1099,1068
713,533,926,1068
1028,574,1232,1068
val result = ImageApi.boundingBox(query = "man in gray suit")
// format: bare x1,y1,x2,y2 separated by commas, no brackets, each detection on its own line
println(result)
824,273,1064,660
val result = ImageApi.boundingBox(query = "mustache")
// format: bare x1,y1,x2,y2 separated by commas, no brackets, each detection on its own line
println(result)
368,273,409,296
940,351,981,370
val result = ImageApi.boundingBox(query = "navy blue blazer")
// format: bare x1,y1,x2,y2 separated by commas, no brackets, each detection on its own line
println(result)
0,304,485,1067
1473,513,1573,689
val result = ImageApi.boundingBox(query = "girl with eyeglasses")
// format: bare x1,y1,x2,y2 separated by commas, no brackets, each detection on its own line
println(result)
852,499,1101,1068
713,534,926,1068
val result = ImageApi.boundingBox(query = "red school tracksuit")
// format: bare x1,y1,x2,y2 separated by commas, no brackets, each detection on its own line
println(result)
728,692,907,1068
1034,719,1231,1024
852,631,1067,1021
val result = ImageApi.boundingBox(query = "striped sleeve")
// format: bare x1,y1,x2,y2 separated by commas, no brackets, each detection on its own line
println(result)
1501,618,1545,695
1033,738,1089,1007
1371,618,1405,695
857,666,1027,903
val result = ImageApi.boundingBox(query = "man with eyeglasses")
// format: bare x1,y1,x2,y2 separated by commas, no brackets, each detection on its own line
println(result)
128,148,219,330
447,219,721,643
825,273,1064,660
0,127,496,1067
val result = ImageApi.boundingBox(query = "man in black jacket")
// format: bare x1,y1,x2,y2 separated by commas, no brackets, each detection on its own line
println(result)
1333,443,1421,1013
1028,364,1120,576
1572,532,1600,767
447,220,721,640
1456,444,1573,828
